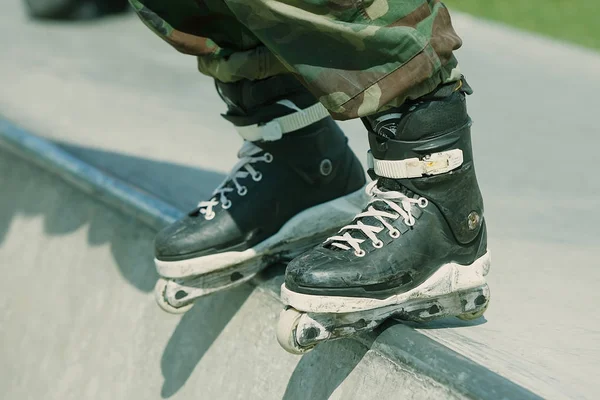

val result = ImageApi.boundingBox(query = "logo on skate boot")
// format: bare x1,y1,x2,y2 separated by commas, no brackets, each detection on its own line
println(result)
377,122,397,139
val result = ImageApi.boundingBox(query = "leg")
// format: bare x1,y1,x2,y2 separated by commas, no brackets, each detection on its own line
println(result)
129,1,490,337
129,0,367,313
222,0,463,119
280,80,490,352
207,0,489,352
129,0,289,82
154,74,367,313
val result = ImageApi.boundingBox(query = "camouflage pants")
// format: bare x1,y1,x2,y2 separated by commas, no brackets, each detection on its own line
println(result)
130,0,463,120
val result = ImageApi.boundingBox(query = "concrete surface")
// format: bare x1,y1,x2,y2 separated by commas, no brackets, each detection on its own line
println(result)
0,147,469,400
0,119,542,400
1,2,600,399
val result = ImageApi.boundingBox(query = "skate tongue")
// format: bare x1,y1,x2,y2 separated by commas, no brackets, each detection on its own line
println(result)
188,143,270,218
325,180,412,250
377,178,413,197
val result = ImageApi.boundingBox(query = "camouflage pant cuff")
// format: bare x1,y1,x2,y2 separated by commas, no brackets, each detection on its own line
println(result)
332,58,463,120
197,46,291,83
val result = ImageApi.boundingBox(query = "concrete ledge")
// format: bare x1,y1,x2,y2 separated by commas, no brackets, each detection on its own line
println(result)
0,118,541,399
0,118,182,231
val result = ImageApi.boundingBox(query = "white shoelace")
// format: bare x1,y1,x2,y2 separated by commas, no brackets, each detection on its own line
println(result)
326,180,428,257
198,141,273,220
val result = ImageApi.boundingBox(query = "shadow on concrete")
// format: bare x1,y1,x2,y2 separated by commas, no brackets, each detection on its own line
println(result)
405,316,488,330
159,284,253,398
53,144,262,397
0,143,225,291
58,142,225,211
0,147,151,290
1,142,447,399
0,144,259,398
282,339,369,400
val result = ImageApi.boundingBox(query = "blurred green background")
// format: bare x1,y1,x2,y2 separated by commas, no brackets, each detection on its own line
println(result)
445,0,599,51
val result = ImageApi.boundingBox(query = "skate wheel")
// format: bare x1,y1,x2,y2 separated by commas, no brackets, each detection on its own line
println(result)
154,278,193,315
276,307,314,355
457,300,489,321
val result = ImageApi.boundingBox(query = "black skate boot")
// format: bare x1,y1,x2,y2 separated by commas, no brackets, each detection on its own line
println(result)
277,79,490,354
154,75,367,313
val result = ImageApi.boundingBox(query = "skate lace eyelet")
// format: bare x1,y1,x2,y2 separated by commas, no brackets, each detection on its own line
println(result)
222,200,232,209
404,217,415,227
263,153,274,163
354,249,366,257
372,240,384,249
252,172,263,182
389,229,400,238
418,198,429,208
237,186,248,196
204,212,215,220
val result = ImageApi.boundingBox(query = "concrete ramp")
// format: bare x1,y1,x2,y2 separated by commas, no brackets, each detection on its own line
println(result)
0,122,536,400
2,5,600,398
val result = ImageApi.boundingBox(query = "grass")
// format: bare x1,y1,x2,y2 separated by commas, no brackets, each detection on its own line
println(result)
444,0,600,51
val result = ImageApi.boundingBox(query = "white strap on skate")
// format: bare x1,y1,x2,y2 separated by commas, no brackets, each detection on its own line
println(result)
235,102,330,142
367,149,464,179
